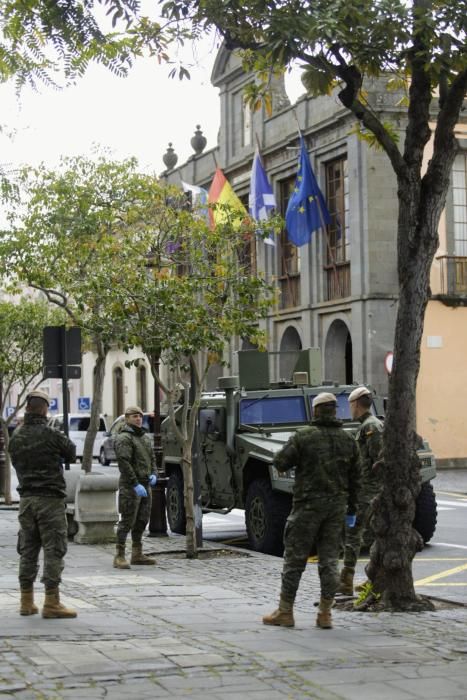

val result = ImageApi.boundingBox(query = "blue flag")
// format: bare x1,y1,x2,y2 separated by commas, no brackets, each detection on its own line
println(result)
249,149,277,246
285,138,331,247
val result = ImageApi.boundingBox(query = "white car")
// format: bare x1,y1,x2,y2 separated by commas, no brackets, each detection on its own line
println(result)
48,413,109,460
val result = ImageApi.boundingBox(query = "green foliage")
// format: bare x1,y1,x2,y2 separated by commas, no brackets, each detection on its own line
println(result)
348,120,400,150
354,580,380,607
0,297,64,417
162,0,467,155
0,0,185,89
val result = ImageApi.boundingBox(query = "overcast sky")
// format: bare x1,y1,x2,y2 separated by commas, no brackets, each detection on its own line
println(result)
0,31,304,179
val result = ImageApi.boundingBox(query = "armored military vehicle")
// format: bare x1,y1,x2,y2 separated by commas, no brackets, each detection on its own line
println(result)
162,349,437,555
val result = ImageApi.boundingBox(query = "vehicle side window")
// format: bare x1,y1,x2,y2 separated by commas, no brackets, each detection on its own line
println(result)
98,418,107,431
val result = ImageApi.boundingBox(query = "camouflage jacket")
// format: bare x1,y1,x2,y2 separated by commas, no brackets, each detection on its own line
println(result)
9,413,76,499
274,416,361,513
356,411,383,501
115,424,156,489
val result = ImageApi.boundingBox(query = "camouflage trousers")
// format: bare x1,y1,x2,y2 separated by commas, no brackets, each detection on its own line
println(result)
343,499,374,570
17,496,67,590
281,502,345,603
116,486,152,546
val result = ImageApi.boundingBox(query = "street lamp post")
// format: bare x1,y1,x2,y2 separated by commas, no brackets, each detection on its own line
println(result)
148,353,168,536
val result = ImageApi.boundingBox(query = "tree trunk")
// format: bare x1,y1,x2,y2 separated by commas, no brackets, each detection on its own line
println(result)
1,420,12,505
366,176,447,611
182,447,197,558
81,340,107,473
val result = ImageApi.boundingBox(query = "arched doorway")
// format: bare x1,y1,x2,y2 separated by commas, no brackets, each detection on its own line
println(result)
279,326,302,382
324,320,353,384
113,366,124,419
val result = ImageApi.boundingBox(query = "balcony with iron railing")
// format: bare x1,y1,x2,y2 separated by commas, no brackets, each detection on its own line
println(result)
436,255,467,300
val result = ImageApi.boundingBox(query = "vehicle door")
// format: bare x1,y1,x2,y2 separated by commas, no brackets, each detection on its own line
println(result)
198,407,233,506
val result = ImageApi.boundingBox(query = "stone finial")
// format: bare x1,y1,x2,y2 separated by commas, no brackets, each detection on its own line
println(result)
190,125,207,155
163,143,178,170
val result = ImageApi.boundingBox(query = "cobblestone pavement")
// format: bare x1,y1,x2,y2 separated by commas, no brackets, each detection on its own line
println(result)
1,508,467,700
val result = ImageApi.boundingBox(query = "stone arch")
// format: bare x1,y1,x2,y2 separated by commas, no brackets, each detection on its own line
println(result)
279,326,303,381
324,320,353,384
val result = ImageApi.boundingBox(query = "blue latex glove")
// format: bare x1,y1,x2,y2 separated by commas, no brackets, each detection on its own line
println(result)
134,483,147,498
149,474,157,487
346,514,357,528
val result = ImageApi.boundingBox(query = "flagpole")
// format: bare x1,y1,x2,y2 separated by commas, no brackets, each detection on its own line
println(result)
292,123,343,298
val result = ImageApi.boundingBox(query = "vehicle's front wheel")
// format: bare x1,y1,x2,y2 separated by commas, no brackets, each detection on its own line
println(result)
167,469,186,535
245,478,291,556
414,481,437,543
99,448,111,467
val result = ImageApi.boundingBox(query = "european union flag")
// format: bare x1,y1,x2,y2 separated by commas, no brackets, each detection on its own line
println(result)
285,138,331,247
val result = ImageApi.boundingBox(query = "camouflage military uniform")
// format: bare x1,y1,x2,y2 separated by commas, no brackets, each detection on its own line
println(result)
343,411,383,569
274,415,361,603
9,413,76,590
115,424,156,546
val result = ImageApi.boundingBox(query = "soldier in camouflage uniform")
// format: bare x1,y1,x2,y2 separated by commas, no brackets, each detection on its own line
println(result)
338,386,383,595
8,390,77,619
113,406,158,569
263,392,361,630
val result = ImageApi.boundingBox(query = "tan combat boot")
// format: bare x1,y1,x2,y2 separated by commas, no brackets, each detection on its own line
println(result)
131,543,156,565
42,589,77,619
20,587,39,616
262,596,295,627
113,544,131,569
338,566,355,596
316,597,333,629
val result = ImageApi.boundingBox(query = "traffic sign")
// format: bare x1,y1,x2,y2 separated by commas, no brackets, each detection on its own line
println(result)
78,397,91,411
44,365,81,379
6,406,15,417
49,398,58,411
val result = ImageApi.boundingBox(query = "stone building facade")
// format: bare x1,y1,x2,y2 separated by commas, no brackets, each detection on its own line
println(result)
164,45,467,466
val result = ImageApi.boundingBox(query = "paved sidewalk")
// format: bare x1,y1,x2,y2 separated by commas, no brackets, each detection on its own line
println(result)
1,509,467,700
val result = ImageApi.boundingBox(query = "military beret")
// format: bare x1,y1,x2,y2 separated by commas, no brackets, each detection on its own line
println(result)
26,390,50,406
124,405,144,416
348,386,371,403
312,392,337,408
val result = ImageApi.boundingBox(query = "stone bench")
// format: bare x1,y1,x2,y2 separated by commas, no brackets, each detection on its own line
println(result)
64,470,119,544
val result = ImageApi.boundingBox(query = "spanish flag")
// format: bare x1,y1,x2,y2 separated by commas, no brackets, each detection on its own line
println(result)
208,168,247,229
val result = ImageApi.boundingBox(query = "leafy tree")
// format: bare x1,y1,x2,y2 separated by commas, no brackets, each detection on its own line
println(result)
1,154,178,473
0,0,177,90
0,297,64,504
114,198,276,557
162,0,467,607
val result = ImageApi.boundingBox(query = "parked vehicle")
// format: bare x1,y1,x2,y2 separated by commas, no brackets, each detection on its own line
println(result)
48,413,108,461
162,349,438,556
99,412,157,466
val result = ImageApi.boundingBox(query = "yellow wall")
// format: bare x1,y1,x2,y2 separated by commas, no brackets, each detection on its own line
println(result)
417,300,467,462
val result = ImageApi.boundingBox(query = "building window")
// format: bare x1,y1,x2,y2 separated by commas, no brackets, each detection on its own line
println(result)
453,152,467,255
137,364,147,411
324,157,350,299
237,193,257,275
113,367,124,419
279,177,301,308
437,152,467,296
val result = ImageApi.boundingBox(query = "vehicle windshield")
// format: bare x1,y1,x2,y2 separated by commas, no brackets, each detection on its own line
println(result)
240,396,307,425
308,394,376,420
